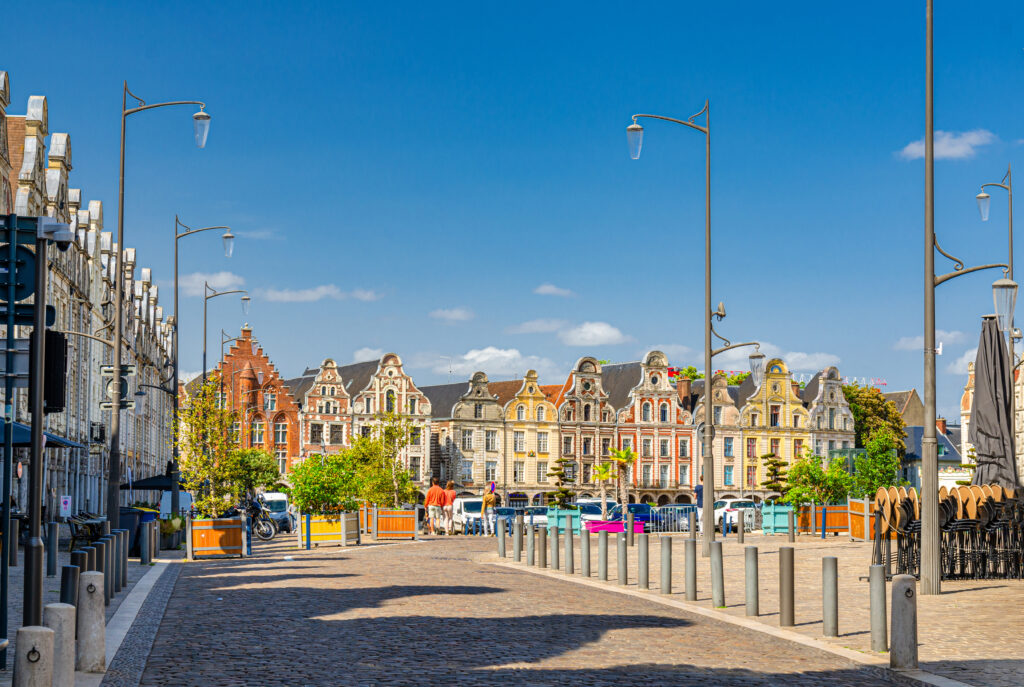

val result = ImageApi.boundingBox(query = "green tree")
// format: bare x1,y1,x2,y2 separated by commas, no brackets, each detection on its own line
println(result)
726,371,750,385
783,453,853,507
222,448,283,502
842,384,907,451
610,447,638,506
175,379,238,518
362,412,419,507
760,453,788,497
850,428,903,498
593,461,616,519
677,366,702,380
289,451,362,513
547,457,576,509
957,447,977,486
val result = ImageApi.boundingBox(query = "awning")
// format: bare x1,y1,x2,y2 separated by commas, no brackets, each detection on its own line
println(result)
119,474,185,491
0,422,86,449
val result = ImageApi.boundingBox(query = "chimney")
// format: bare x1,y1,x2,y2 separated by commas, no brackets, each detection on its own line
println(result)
936,417,947,435
677,376,692,410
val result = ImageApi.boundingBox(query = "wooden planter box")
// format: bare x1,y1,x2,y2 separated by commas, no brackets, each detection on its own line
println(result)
297,512,360,549
371,506,421,540
186,515,246,559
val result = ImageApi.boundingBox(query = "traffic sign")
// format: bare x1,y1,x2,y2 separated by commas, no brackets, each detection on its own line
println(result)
59,495,71,518
0,304,54,327
105,377,128,399
0,244,37,303
99,400,135,411
0,338,30,387
100,364,136,377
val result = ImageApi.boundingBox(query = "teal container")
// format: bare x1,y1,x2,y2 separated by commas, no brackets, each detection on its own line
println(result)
546,508,582,533
761,502,794,535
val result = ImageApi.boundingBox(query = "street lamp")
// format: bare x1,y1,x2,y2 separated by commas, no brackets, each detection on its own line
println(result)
107,81,211,531
993,277,1018,335
203,283,250,382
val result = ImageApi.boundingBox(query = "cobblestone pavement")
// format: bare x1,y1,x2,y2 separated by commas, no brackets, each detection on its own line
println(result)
137,536,929,687
491,528,1024,687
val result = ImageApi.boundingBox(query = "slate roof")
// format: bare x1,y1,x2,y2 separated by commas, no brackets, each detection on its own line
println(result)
904,425,962,464
281,372,317,407
487,380,523,408
802,371,822,406
946,425,963,451
332,360,382,398
882,391,914,414
420,382,471,419
734,376,756,409
601,361,643,411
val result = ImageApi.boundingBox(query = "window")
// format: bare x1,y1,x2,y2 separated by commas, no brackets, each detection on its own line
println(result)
713,406,722,424
310,423,323,444
462,430,474,451
409,457,420,482
770,438,780,456
751,413,758,426
622,437,633,451
679,438,689,457
582,463,591,484
582,437,592,455
329,424,344,444
744,438,754,458
642,464,652,487
411,428,421,446
564,409,573,422
460,460,473,482
251,420,265,445
275,422,288,444
321,386,328,396
601,438,610,456
602,410,610,422
842,440,850,449
724,437,733,457
517,405,525,421
829,408,836,430
564,462,577,481
264,391,276,411
474,403,483,419
844,418,850,431
536,406,545,421
408,398,416,414
215,392,227,409
276,450,287,474
724,465,734,485
386,390,396,413
583,404,591,421
537,432,549,453
659,403,669,423
794,439,803,457
485,461,497,482
659,464,669,488
514,461,525,483
747,465,757,487
792,414,799,428
828,440,836,453
770,405,780,427
361,426,371,438
642,403,651,422
366,398,373,414
642,438,652,457
537,461,548,482
231,422,240,442
679,464,690,485
486,430,497,451
817,416,824,429
660,439,670,457
513,431,525,452
563,436,573,455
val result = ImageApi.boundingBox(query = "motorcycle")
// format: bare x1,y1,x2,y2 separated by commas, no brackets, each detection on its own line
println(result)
247,498,278,541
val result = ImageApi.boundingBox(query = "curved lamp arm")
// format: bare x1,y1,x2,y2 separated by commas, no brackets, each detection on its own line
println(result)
712,341,760,358
631,101,709,135
204,287,248,302
175,216,231,241
124,84,205,118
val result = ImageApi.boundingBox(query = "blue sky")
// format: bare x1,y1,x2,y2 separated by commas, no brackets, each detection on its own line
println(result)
5,1,1023,419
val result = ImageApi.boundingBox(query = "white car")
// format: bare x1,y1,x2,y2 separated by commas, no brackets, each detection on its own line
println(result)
704,499,757,530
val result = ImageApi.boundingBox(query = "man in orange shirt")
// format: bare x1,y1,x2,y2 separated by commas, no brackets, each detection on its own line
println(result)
443,480,457,535
424,477,446,535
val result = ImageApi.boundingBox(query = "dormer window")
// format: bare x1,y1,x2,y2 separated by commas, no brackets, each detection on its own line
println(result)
536,407,545,421
659,403,668,423
583,404,592,421
642,402,651,422
517,404,525,421
474,403,483,418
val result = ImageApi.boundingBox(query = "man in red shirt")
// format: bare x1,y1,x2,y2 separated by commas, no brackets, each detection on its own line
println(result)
424,477,446,535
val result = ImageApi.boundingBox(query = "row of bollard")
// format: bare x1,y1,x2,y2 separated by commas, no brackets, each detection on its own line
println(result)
13,520,161,686
496,514,919,671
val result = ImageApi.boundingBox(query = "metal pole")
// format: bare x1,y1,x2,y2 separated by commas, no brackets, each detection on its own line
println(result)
701,104,715,558
920,0,941,596
549,524,558,570
141,521,151,565
685,538,697,600
780,546,794,626
46,522,57,577
787,510,795,542
737,508,745,543
626,511,634,547
823,556,838,637
710,540,724,606
24,235,48,626
202,288,208,382
564,515,573,575
660,537,672,594
688,510,696,540
59,565,79,606
171,227,180,517
870,564,888,652
617,532,627,585
537,524,546,568
512,519,521,562
107,84,128,529
745,545,758,616
598,530,608,580
526,525,534,566
497,517,506,557
1,217,17,668
638,533,649,589
580,526,590,577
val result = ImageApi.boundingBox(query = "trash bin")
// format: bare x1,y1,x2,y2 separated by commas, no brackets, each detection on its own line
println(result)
119,507,143,556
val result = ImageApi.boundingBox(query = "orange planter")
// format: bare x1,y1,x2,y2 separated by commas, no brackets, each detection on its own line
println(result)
187,515,246,559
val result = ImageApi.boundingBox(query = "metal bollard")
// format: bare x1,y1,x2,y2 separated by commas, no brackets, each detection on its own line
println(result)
626,512,635,546
13,625,54,687
660,537,672,594
564,515,574,575
617,532,628,585
497,518,506,557
111,531,122,593
60,565,79,606
823,556,838,637
685,538,697,600
46,522,58,577
8,518,18,566
884,526,892,579
598,530,608,581
780,546,795,626
737,509,745,544
152,521,159,560
141,521,152,565
870,564,888,652
44,602,75,687
710,541,724,607
76,571,105,672
70,550,87,574
538,525,547,568
688,511,696,540
638,536,647,589
821,506,828,540
890,574,918,670
580,527,590,577
512,520,522,562
787,510,795,542
115,531,125,593
526,525,535,566
120,529,128,588
82,545,96,572
93,539,108,606
550,525,559,570
745,546,759,616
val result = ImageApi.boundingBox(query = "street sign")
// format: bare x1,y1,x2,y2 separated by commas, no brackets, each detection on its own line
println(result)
105,377,128,399
0,244,37,303
0,338,30,387
59,495,71,518
99,400,135,411
100,364,136,377
0,304,54,327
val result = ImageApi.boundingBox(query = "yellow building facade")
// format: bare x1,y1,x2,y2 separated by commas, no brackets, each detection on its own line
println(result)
498,370,561,505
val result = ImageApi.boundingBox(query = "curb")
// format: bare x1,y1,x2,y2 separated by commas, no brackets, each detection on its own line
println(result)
485,557,975,687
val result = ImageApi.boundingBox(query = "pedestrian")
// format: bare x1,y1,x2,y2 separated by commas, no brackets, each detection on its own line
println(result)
481,482,497,536
425,477,445,536
695,475,704,534
443,480,457,535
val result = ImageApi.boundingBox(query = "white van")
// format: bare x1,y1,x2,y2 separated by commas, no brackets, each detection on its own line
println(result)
261,492,293,533
452,497,483,531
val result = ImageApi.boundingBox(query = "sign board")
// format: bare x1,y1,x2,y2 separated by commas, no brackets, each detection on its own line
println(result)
59,495,72,518
100,364,136,377
99,400,135,411
0,338,30,387
0,304,55,327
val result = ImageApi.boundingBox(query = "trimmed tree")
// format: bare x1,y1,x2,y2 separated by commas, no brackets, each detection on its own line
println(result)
850,428,903,497
760,453,788,498
547,457,576,509
610,447,638,506
783,454,853,507
222,448,284,503
289,451,362,513
175,379,238,518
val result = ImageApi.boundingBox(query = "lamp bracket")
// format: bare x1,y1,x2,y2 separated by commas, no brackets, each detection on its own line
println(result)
710,322,730,348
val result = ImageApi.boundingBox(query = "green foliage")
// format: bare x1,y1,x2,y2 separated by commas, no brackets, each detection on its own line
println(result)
673,368,747,384
677,366,702,380
547,457,576,509
956,447,978,486
593,461,616,519
160,516,184,536
289,452,362,513
850,428,903,498
175,379,238,518
726,371,750,385
842,384,907,451
760,453,788,495
222,448,283,502
783,453,853,507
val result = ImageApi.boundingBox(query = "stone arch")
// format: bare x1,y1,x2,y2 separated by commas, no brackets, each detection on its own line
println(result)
640,494,653,504
627,494,637,504
675,494,692,504
657,494,670,506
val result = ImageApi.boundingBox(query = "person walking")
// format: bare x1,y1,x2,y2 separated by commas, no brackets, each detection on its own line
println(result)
443,480,457,535
481,482,498,536
425,477,445,536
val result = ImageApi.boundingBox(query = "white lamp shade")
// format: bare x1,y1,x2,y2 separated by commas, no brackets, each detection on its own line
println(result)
241,295,251,315
627,123,644,160
993,278,1018,333
222,231,235,258
749,351,766,389
193,110,211,149
977,192,991,222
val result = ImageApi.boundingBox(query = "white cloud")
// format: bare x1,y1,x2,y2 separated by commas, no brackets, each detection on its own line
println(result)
712,342,838,372
894,330,966,351
258,285,382,303
430,308,474,323
946,347,977,374
784,351,842,371
534,283,574,297
558,321,632,346
179,271,245,297
899,129,997,160
431,346,559,379
179,371,201,383
508,318,568,334
353,347,384,362
235,229,279,240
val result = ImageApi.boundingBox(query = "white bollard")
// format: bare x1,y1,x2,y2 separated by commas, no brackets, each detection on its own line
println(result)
44,602,75,687
75,571,105,672
13,625,54,687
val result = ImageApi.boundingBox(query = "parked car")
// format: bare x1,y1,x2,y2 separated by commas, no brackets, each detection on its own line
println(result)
606,503,662,525
523,506,548,526
577,503,609,523
260,492,293,533
705,499,757,530
575,497,616,510
453,497,483,531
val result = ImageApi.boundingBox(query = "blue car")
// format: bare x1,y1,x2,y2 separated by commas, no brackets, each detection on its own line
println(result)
607,503,663,525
